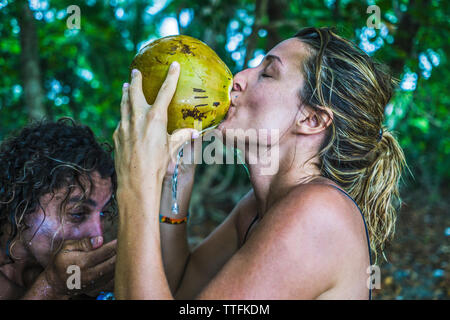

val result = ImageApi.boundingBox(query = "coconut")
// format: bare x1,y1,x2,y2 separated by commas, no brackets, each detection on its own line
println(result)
130,35,233,134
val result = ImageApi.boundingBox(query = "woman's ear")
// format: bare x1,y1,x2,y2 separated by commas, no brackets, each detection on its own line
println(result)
295,105,333,135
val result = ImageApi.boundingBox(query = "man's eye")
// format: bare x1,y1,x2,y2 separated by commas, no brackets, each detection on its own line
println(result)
261,73,272,78
70,212,86,221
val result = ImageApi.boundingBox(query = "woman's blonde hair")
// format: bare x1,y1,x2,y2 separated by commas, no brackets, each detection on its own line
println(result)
295,27,406,262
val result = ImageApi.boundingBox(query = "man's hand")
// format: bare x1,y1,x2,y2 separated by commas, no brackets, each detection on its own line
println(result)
43,236,116,297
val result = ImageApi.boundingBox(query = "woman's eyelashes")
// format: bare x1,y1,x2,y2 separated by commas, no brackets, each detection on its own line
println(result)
260,71,272,78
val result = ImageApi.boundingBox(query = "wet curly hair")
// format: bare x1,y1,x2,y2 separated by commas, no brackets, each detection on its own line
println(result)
0,118,116,262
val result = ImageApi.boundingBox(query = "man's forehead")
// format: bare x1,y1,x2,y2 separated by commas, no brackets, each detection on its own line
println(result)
52,188,90,202
52,175,112,202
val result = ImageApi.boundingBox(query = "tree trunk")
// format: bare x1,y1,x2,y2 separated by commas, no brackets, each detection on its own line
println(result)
17,1,47,121
244,0,287,67
243,0,268,68
390,0,429,76
266,0,286,51
132,0,145,53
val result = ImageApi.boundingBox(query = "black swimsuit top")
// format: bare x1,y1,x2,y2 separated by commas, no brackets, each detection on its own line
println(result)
242,184,373,300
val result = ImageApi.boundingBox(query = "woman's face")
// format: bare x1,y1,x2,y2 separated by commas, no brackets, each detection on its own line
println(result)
219,38,308,143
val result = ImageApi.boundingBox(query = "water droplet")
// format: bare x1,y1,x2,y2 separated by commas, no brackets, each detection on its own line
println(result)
171,146,185,214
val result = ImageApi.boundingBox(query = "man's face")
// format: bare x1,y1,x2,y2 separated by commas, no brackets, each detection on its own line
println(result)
21,171,113,267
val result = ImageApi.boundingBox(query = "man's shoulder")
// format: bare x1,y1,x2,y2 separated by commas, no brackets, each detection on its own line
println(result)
0,268,24,299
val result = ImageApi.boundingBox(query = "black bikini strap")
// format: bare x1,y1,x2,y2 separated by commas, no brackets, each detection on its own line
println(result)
243,214,258,243
325,184,373,300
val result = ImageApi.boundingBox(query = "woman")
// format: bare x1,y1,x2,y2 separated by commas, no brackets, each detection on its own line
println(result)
113,27,406,299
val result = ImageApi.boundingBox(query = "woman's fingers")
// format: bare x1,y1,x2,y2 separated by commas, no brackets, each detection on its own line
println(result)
152,61,180,121
129,69,148,123
129,69,147,106
113,83,130,148
120,83,130,128
169,128,199,163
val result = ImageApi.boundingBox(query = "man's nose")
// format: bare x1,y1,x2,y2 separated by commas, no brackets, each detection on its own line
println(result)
84,213,103,239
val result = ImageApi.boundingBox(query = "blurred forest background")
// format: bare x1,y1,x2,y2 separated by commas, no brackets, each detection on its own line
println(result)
0,0,448,299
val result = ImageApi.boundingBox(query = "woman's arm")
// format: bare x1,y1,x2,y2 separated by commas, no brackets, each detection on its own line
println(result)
174,191,250,299
113,64,198,299
159,165,195,294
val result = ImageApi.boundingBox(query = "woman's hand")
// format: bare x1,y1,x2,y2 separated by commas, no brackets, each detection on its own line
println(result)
113,63,199,299
165,140,198,178
113,63,199,195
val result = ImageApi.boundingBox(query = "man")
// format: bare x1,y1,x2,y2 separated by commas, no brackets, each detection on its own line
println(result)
0,118,117,299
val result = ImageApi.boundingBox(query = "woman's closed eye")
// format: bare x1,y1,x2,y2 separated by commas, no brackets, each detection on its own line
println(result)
260,72,272,78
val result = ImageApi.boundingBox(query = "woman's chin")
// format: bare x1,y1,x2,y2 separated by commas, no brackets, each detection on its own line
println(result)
218,118,242,133
218,106,236,131
217,119,229,131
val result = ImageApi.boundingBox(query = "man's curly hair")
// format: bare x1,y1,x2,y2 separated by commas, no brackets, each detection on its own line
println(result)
0,118,116,262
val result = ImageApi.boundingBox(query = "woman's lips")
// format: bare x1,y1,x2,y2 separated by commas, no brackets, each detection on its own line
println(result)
225,105,236,120
218,105,236,129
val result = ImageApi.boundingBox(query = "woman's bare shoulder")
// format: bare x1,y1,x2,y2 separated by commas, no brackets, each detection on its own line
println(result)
269,180,368,253
279,180,361,220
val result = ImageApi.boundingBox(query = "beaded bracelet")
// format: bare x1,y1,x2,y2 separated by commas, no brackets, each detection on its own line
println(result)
96,291,115,300
159,212,189,224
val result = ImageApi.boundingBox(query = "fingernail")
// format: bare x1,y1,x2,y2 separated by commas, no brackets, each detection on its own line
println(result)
192,130,200,139
123,82,129,88
170,61,179,71
132,69,138,77
91,236,102,247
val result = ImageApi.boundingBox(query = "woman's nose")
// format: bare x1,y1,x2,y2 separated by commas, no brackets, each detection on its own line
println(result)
233,81,243,92
232,70,247,92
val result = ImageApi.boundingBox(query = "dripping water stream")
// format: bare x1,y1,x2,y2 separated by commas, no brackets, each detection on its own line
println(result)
170,124,220,215
171,147,183,214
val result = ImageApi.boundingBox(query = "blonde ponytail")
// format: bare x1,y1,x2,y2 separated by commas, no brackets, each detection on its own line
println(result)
349,128,406,261
295,27,407,261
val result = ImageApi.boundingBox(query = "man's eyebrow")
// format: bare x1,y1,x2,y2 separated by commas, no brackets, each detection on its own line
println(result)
68,196,97,207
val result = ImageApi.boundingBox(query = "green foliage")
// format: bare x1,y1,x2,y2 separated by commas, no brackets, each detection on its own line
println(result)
0,0,448,203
